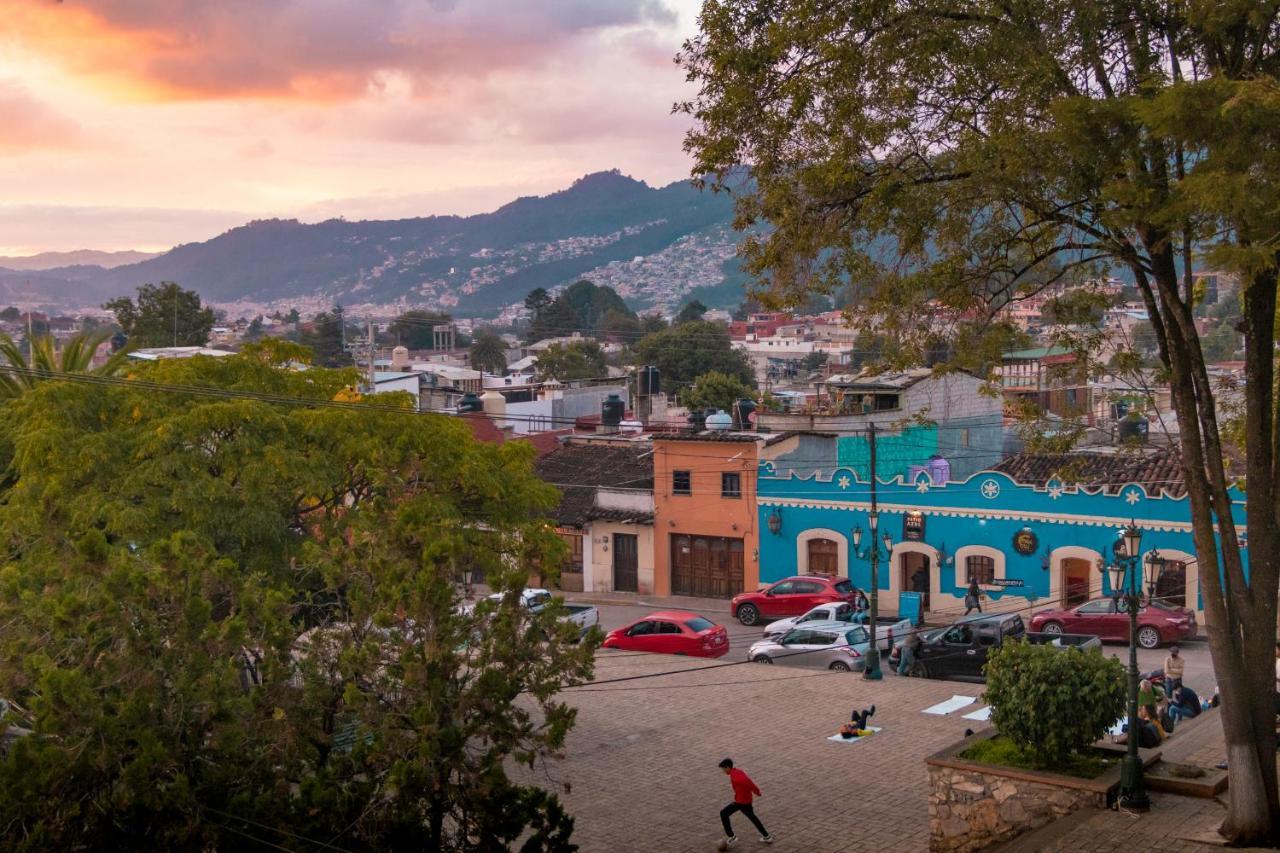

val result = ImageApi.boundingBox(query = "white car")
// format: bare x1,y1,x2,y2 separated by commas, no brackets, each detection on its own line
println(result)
484,588,599,639
762,602,912,652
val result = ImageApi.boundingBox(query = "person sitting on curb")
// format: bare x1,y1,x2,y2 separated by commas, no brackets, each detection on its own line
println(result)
1169,685,1202,722
1114,704,1161,748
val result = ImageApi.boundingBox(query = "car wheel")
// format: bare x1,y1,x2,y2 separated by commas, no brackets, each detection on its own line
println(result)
909,660,930,679
828,661,851,672
752,654,773,664
736,604,760,626
1040,621,1064,636
1137,626,1162,649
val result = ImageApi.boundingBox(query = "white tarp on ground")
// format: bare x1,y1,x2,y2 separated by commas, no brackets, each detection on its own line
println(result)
962,706,993,721
922,695,977,715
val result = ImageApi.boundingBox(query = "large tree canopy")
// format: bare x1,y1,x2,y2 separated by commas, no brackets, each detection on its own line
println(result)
0,354,592,850
634,320,755,396
103,282,215,349
681,0,1280,842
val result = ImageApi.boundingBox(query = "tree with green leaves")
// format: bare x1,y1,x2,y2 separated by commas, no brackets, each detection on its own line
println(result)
635,320,754,396
674,299,708,325
526,282,634,342
0,351,594,851
534,340,607,381
0,330,133,399
103,282,215,348
389,310,453,350
681,1,1280,839
683,370,755,413
469,329,508,375
300,309,353,368
638,313,668,335
0,306,18,322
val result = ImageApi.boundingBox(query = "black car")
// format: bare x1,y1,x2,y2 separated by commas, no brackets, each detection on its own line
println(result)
907,613,1099,681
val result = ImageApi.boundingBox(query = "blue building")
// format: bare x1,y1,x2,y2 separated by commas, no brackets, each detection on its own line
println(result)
756,450,1247,625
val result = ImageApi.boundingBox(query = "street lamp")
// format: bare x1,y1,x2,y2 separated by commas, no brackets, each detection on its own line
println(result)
851,521,893,680
1102,520,1154,811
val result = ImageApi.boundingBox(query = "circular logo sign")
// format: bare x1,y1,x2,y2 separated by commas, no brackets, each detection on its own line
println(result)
1012,527,1039,556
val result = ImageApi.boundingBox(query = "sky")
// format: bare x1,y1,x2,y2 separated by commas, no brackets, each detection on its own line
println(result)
0,0,702,255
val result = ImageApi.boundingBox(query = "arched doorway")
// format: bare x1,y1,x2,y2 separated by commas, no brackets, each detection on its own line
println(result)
1144,549,1196,612
900,552,931,610
807,538,839,578
1061,558,1092,606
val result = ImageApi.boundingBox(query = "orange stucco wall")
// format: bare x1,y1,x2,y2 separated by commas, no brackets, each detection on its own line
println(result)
652,438,761,597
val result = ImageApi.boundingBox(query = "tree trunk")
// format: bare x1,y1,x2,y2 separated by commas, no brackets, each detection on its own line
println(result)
1146,253,1280,844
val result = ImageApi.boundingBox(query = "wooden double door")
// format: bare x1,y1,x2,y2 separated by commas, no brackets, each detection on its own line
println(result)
671,534,744,599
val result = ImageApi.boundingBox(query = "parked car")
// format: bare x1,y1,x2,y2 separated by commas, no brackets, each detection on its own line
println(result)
906,613,1101,681
730,576,857,626
762,603,912,651
485,588,599,640
1029,596,1196,649
601,611,730,658
747,622,871,671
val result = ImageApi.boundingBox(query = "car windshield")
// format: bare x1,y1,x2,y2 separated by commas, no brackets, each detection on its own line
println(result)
526,592,553,607
685,616,715,632
833,580,853,593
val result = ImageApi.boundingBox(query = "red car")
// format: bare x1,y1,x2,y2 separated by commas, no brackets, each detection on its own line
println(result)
730,576,857,626
601,611,730,658
1029,596,1197,649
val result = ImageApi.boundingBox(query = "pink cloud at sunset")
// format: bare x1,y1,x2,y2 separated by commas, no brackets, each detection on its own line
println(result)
0,0,701,254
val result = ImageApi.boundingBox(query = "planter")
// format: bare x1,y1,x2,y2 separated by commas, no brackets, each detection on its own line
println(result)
925,728,1160,852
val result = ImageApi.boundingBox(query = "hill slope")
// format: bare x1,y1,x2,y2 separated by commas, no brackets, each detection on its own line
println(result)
28,171,744,315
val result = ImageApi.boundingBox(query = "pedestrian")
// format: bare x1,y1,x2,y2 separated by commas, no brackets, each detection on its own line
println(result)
1137,678,1166,710
898,626,922,676
964,578,982,615
1163,644,1185,691
1168,685,1202,723
717,758,773,847
852,589,870,624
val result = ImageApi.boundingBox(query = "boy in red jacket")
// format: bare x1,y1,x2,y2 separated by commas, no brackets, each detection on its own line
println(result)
718,758,773,846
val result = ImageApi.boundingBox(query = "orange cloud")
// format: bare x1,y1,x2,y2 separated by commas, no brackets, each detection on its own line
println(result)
7,0,678,102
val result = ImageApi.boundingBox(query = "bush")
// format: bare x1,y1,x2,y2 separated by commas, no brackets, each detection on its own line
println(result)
982,642,1126,767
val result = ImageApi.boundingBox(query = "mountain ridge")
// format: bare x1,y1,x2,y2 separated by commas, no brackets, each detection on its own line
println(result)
8,170,744,315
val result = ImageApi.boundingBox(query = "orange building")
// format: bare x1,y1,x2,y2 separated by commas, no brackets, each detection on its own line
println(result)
652,433,775,598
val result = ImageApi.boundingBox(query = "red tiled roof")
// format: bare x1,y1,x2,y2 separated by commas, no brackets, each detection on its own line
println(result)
992,450,1186,497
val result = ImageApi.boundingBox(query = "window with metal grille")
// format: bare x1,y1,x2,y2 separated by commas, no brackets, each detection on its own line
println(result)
673,470,691,495
965,555,995,585
721,472,741,498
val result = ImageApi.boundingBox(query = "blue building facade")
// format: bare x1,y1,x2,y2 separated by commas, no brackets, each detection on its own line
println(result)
756,464,1248,623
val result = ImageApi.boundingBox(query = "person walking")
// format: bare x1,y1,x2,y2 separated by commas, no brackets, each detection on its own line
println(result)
898,626,922,676
717,758,773,846
964,578,982,615
1163,644,1185,691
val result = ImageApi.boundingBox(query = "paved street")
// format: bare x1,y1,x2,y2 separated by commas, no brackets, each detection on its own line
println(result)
524,602,1224,852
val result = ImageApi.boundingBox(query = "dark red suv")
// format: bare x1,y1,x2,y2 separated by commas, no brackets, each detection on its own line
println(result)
731,576,857,626
1029,596,1197,649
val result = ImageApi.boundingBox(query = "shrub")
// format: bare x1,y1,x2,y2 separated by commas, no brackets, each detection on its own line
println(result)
982,641,1126,767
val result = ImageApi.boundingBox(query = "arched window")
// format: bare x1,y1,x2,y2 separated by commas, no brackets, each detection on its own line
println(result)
1153,559,1187,608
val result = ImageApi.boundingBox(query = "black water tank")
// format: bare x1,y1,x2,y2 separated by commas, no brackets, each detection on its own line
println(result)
1117,415,1149,443
458,393,483,413
639,365,661,396
733,398,757,430
601,393,625,426
687,409,706,431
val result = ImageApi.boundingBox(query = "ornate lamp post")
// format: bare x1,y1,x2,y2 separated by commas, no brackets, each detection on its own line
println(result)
1102,520,1158,811
851,524,893,680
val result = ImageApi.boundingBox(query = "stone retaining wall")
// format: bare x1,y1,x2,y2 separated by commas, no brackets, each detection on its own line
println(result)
928,763,1106,852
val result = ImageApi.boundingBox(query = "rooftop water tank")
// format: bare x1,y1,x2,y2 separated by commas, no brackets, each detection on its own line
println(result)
391,345,409,370
732,398,756,430
687,409,707,431
620,418,644,434
706,410,733,431
639,365,661,396
481,388,506,418
601,393,625,426
458,392,483,413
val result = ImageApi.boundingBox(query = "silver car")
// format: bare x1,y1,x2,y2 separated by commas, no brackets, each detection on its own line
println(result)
747,621,871,672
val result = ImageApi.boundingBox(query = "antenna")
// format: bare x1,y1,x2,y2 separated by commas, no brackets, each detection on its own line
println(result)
368,316,376,390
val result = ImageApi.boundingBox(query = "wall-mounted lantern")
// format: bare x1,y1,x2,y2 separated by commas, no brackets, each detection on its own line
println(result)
767,507,783,536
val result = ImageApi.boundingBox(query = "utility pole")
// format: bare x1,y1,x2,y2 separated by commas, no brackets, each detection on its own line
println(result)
173,284,179,347
367,316,376,390
864,421,883,680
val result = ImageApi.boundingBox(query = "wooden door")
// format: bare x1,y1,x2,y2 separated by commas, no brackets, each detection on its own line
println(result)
671,535,743,598
807,538,839,578
613,533,639,592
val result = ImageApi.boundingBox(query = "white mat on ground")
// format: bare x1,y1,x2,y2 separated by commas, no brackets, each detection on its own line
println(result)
962,706,993,721
827,726,883,743
922,695,977,715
